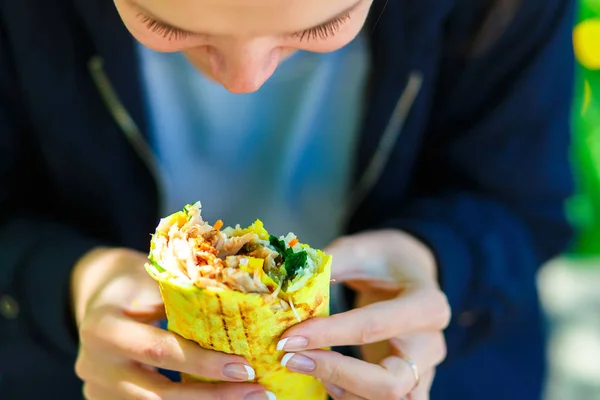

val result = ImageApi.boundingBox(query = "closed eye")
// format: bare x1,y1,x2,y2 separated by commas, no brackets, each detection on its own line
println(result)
137,14,199,41
136,12,351,42
291,13,351,42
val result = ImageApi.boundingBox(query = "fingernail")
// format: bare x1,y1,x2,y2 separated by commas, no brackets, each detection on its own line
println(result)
280,353,316,373
324,383,345,398
244,391,277,400
276,336,308,351
222,363,255,381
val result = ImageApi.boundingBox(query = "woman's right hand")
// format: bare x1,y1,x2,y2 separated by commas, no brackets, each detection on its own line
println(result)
71,247,272,400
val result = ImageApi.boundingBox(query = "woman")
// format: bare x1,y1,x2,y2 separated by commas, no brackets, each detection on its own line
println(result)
0,0,575,399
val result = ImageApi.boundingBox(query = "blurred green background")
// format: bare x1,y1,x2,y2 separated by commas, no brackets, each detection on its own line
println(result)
541,1,600,399
568,0,600,257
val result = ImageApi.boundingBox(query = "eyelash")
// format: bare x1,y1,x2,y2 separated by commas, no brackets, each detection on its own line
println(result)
137,14,194,41
293,13,351,42
136,13,351,42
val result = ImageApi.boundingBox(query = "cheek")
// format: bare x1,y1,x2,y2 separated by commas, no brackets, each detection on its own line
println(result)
182,49,212,75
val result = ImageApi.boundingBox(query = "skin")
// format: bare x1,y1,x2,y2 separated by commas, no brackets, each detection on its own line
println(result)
73,233,450,400
73,1,451,399
279,231,450,400
113,0,374,93
73,248,271,400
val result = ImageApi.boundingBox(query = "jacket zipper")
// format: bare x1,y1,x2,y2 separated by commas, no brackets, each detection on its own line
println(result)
342,70,423,225
88,56,166,217
89,54,422,225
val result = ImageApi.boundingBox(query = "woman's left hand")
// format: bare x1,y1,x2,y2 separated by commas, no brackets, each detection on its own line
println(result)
277,230,451,400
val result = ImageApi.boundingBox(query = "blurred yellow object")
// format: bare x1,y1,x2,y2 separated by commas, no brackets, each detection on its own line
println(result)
574,18,600,70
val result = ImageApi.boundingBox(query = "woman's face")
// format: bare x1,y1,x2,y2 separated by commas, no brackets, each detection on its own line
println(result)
114,0,373,93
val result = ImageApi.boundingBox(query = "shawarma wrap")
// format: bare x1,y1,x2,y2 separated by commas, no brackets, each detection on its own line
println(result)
145,202,331,400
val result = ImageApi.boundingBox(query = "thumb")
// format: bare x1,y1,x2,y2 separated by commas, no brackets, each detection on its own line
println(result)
123,284,165,321
327,239,393,283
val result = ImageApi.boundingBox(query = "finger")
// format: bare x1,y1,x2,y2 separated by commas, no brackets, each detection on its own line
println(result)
407,369,435,400
115,365,270,400
380,334,444,396
76,347,173,389
82,367,271,400
83,383,124,400
124,302,166,322
280,289,450,350
326,237,390,282
389,333,447,371
282,334,441,400
80,310,255,382
323,382,367,400
122,278,166,321
281,350,407,400
326,230,438,286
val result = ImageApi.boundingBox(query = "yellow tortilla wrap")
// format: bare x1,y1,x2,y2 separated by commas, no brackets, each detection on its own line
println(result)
145,202,331,399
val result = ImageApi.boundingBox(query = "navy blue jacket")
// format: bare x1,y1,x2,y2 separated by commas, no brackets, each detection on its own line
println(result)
0,0,576,399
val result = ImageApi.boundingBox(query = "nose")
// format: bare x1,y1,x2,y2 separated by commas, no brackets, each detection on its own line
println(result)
208,39,281,93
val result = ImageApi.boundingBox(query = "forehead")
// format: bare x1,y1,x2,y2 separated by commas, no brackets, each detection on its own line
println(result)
133,0,359,35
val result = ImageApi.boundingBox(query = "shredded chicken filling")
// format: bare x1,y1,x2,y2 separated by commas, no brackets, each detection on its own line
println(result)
150,203,316,306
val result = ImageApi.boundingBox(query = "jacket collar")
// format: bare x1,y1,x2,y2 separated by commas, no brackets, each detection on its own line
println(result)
72,0,418,163
73,0,149,136
354,0,412,177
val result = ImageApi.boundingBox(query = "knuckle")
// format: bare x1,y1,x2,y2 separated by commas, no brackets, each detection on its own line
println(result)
133,392,162,400
79,314,112,352
78,321,98,349
429,290,452,329
82,384,92,400
149,383,186,400
359,318,388,344
320,325,339,348
323,361,345,385
141,337,173,367
125,383,165,400
381,380,405,400
82,383,100,400
434,333,448,365
142,344,166,366
75,356,90,381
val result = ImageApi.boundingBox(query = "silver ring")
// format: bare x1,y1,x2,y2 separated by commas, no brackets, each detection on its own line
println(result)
397,352,420,392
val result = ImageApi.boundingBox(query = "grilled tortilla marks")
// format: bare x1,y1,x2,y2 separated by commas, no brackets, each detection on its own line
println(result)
217,293,234,354
145,202,332,398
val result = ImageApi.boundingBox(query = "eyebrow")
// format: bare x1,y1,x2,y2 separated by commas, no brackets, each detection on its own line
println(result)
129,0,363,36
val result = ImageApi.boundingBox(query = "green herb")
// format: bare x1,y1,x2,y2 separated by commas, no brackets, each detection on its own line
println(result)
268,234,307,279
149,257,166,273
272,265,288,290
284,251,307,277
182,204,194,220
269,235,287,254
